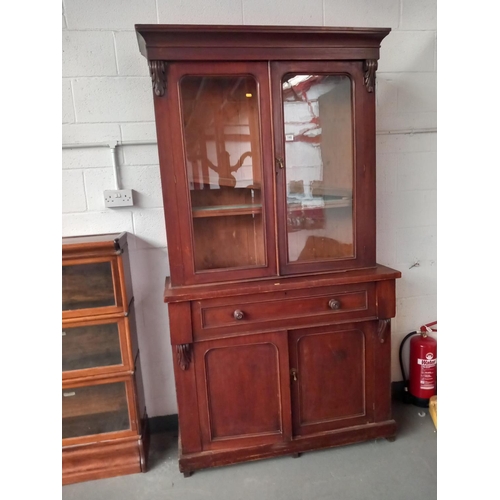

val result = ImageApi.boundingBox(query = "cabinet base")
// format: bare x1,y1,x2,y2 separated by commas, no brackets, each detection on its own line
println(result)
178,420,397,476
62,436,147,485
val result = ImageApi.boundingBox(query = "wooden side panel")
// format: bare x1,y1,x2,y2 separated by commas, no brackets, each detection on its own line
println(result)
168,301,202,453
118,244,133,309
168,302,193,345
372,319,393,422
171,344,202,454
152,70,187,285
376,279,396,319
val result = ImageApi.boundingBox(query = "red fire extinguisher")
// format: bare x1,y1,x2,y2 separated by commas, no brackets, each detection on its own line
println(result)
399,321,437,407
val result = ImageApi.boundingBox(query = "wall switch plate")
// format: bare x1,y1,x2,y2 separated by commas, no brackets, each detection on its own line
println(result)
104,189,134,208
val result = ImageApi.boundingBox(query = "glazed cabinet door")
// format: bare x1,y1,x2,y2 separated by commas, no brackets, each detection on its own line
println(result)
161,62,277,286
289,321,378,437
193,331,292,450
62,375,140,447
272,61,376,275
62,256,125,319
62,317,133,380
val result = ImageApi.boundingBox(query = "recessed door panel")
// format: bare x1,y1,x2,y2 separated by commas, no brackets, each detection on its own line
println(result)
289,323,375,436
206,343,280,438
194,331,291,450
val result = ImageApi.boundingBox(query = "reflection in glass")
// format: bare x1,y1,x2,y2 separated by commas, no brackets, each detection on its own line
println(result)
62,382,130,439
282,74,354,263
180,76,265,271
62,323,123,372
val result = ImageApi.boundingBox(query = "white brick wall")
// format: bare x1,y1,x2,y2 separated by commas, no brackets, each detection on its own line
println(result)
62,0,437,416
242,0,323,25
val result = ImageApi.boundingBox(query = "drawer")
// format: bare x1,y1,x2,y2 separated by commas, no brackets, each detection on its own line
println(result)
62,317,134,380
192,283,376,339
62,376,139,446
62,256,126,319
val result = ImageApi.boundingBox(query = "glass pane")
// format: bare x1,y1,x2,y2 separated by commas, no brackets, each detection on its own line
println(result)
180,75,266,271
62,382,130,439
62,323,122,372
62,262,116,311
282,74,354,263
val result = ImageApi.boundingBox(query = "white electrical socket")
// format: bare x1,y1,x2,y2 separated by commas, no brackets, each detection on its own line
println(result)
104,189,134,208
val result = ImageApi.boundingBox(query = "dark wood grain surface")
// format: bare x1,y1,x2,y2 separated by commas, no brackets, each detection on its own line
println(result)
137,24,397,475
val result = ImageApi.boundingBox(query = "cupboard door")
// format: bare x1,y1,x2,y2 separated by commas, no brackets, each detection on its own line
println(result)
289,322,376,437
272,61,376,275
193,332,292,450
166,62,277,285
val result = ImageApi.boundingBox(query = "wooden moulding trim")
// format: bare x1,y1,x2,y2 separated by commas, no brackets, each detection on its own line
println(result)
135,25,391,51
164,265,402,303
135,25,390,63
62,436,144,485
62,369,135,385
144,47,380,63
178,419,397,474
363,59,378,93
149,60,166,97
176,344,192,370
62,310,128,324
377,319,391,344
62,232,127,259
62,247,122,260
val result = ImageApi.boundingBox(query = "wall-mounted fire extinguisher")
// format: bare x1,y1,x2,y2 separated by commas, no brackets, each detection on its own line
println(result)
399,321,437,407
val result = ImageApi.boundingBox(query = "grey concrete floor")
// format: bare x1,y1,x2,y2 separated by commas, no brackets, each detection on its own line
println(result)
62,401,437,500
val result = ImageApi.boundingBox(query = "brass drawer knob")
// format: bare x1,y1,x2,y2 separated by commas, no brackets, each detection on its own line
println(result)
233,310,245,320
328,299,341,310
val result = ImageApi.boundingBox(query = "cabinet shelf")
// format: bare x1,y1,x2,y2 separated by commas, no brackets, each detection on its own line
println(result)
288,197,353,211
192,204,263,218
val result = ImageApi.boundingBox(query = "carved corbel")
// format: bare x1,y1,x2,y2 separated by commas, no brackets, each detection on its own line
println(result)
363,60,378,93
176,343,192,370
377,319,391,344
149,60,167,97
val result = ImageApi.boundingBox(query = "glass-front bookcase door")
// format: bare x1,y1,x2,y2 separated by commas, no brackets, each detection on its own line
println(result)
168,62,277,284
273,61,376,275
62,378,136,446
62,257,124,319
62,317,131,380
